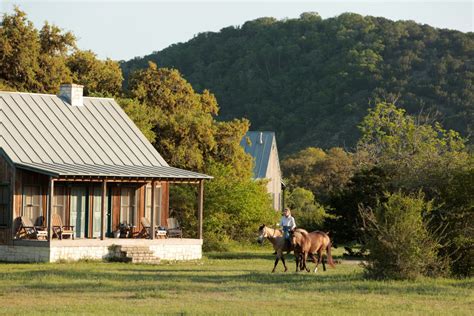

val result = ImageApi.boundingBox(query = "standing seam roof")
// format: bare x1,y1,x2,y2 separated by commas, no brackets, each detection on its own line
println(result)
240,131,275,179
0,91,210,179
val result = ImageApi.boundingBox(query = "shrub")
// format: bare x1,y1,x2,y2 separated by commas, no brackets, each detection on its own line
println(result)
360,192,446,280
170,161,277,251
287,187,329,231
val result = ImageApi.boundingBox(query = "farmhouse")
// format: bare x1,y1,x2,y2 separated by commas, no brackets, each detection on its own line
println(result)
0,84,211,263
240,131,284,211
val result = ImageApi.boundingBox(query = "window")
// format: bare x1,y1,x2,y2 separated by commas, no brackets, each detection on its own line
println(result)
0,185,9,226
145,184,162,227
53,186,66,222
23,186,42,225
120,187,136,225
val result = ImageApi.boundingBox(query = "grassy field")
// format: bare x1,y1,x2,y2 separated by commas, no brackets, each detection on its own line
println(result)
0,248,472,315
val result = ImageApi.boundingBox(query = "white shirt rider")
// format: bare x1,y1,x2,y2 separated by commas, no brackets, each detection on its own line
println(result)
280,208,296,230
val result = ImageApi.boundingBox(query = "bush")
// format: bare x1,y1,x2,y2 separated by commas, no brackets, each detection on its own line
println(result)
360,192,446,280
287,187,329,231
171,162,277,251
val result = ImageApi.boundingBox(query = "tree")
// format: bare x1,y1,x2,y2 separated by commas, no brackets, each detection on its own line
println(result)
128,61,252,176
67,50,123,96
0,7,40,91
287,187,328,232
37,22,76,93
282,147,354,203
202,162,277,250
121,13,474,153
356,102,468,193
116,97,159,143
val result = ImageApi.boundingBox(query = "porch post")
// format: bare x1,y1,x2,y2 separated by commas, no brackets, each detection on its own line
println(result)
47,177,54,241
100,180,107,240
198,179,204,239
150,180,156,240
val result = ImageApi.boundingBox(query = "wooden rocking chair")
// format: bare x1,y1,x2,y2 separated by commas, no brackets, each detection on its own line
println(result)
52,213,74,240
17,216,47,240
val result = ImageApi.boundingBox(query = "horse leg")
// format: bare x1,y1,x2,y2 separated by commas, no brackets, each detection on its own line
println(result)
299,252,306,271
295,250,300,272
281,254,288,272
272,255,280,273
314,252,322,273
322,253,327,271
308,253,317,273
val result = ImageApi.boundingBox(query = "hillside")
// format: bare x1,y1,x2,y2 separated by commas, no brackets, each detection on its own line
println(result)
121,12,474,155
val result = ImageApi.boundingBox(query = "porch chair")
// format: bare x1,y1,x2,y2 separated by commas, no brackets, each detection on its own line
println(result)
17,216,48,240
139,217,167,238
52,213,74,240
166,217,183,238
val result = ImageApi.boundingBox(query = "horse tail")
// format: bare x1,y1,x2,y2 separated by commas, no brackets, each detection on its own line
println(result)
326,241,336,268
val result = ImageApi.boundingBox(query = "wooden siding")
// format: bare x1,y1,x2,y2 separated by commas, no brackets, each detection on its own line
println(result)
110,182,169,236
0,155,14,243
7,167,172,240
13,169,50,233
265,140,283,211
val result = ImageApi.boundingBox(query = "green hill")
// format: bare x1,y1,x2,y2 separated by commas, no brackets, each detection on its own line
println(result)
121,12,473,155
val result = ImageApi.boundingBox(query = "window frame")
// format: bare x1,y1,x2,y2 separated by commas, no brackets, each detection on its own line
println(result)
119,187,137,226
52,186,66,223
145,183,162,227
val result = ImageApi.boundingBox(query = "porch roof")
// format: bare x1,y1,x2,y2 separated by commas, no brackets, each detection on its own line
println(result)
14,160,212,179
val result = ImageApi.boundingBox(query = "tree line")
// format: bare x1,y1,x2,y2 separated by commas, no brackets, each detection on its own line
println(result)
282,103,473,278
121,12,473,155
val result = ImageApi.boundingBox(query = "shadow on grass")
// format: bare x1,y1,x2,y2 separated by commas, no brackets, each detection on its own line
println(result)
1,251,470,298
205,252,277,260
2,264,468,298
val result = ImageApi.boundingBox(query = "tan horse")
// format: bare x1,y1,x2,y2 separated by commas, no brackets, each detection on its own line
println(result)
292,229,335,273
257,224,293,272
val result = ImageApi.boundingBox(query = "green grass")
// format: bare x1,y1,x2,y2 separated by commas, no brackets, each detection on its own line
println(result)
0,248,472,315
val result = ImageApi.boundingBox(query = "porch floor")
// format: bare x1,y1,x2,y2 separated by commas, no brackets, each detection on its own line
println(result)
13,238,202,247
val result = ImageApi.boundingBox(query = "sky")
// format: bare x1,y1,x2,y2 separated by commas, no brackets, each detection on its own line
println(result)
1,1,473,61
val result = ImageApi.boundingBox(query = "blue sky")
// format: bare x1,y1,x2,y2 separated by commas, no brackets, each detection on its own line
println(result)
1,1,472,61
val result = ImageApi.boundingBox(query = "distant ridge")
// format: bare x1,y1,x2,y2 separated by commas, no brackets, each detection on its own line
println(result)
121,12,473,155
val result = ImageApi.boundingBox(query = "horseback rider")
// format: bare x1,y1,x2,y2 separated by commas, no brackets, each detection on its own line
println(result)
280,207,296,246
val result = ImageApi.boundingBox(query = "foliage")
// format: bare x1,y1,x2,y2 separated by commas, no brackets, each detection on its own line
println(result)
328,166,393,244
356,103,468,191
128,61,252,177
0,7,41,91
171,162,274,251
67,50,123,96
281,147,354,203
433,160,474,277
116,97,159,143
360,192,446,280
121,12,474,154
0,9,121,94
203,162,277,250
286,187,328,232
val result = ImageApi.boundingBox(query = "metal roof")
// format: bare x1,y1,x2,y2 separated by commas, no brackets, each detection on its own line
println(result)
0,91,211,179
240,131,276,179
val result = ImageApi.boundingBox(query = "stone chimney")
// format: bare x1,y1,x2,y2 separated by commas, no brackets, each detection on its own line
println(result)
59,83,83,106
